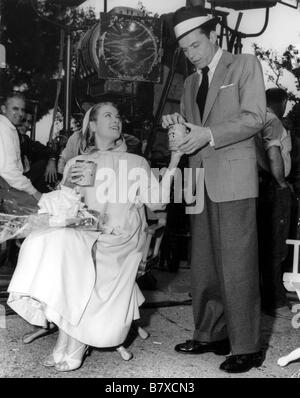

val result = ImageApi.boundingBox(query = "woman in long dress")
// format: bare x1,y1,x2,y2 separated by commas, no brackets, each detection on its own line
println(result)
7,102,182,372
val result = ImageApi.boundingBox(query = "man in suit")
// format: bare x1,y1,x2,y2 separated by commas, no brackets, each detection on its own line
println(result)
162,6,266,373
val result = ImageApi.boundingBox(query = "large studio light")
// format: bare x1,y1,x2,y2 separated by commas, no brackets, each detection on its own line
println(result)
208,0,277,9
208,0,299,9
41,0,86,6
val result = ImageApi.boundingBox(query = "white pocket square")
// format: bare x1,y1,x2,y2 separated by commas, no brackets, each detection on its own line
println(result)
220,83,235,89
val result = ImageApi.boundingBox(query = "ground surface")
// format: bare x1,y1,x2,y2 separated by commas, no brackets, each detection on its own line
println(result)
0,267,300,379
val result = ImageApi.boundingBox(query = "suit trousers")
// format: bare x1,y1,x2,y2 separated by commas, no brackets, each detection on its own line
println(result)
257,178,292,310
190,189,261,355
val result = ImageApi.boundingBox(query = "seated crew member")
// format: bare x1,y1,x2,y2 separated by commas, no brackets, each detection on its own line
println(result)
0,92,42,271
17,111,57,193
0,91,42,203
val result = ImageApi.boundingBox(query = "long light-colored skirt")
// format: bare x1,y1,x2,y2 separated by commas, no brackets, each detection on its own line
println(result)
7,227,145,348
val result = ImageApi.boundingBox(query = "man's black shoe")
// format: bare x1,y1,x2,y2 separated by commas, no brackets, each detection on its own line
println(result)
219,351,265,373
174,339,230,355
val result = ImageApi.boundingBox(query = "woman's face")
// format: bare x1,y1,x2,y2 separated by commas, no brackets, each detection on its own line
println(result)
91,104,122,143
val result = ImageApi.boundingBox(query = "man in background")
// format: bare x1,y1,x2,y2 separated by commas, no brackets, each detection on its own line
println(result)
256,87,293,319
0,92,42,203
17,110,57,193
0,92,42,272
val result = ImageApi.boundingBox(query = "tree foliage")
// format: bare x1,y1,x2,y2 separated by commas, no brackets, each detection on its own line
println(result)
0,0,96,120
137,1,159,18
253,43,300,103
254,43,300,133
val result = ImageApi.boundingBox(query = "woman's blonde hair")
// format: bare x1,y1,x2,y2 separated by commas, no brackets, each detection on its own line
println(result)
79,101,120,154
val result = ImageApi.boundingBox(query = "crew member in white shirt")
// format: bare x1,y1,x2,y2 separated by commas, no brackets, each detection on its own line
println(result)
0,92,42,202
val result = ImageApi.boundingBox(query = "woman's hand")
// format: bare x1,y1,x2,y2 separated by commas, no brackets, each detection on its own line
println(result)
70,163,84,183
69,163,90,184
63,163,87,187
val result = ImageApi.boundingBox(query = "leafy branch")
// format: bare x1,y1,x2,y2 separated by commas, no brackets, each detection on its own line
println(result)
137,1,159,18
0,0,97,119
253,43,300,104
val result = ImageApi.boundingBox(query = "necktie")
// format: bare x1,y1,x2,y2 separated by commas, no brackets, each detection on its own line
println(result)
196,66,209,121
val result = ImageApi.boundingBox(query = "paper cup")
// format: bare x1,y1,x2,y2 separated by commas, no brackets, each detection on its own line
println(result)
74,160,97,187
168,123,187,152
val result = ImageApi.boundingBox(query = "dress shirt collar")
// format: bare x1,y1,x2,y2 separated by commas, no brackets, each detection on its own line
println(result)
0,114,17,130
197,47,223,76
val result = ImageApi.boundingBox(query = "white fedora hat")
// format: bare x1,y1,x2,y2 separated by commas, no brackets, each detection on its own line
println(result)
173,6,219,41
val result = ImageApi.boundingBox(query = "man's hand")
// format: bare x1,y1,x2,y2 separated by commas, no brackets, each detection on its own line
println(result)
278,180,294,193
162,113,186,129
177,123,212,155
45,159,57,184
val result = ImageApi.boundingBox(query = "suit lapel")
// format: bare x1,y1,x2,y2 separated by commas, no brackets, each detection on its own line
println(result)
202,51,233,125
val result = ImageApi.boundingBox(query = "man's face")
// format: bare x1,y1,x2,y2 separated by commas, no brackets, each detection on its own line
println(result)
19,113,33,135
179,28,217,70
1,97,25,126
271,99,287,119
279,99,288,119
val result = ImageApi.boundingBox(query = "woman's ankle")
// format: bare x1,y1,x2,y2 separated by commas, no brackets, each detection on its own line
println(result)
65,337,86,357
54,329,69,350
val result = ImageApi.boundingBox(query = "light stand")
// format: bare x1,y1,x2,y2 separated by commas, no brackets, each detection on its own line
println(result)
0,0,5,94
207,0,299,53
30,0,86,137
65,27,72,132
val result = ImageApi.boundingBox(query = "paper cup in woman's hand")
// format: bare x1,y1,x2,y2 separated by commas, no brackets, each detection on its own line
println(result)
72,160,97,187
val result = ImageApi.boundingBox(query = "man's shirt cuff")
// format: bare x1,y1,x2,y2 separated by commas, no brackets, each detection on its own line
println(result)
208,128,215,147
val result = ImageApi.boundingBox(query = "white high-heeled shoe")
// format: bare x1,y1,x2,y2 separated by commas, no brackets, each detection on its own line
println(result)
55,344,90,372
43,343,68,367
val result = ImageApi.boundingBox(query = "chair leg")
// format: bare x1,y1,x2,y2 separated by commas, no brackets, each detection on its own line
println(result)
116,345,133,361
22,323,57,344
116,324,149,361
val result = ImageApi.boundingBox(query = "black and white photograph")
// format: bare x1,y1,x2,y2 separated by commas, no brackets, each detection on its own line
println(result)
0,0,300,382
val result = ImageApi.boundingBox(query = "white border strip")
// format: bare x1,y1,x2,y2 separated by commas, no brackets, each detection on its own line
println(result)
174,16,211,39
